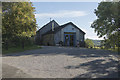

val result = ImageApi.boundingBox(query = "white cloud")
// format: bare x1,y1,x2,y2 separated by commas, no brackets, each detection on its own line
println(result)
85,36,104,40
35,10,87,18
82,27,104,40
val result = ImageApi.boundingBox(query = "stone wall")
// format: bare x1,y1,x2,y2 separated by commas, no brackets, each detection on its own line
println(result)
42,34,54,46
54,31,61,45
36,20,59,45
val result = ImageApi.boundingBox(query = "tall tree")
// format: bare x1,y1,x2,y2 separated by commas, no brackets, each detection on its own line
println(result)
91,2,120,49
2,2,37,49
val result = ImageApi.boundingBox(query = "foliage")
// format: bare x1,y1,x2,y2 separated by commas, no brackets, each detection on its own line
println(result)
85,38,94,48
91,2,120,37
2,2,37,49
91,2,120,50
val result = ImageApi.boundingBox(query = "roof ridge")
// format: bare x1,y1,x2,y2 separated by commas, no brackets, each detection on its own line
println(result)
37,20,59,32
59,22,85,34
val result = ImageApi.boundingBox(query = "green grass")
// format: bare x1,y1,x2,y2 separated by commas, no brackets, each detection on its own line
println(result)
108,47,119,52
2,45,41,54
88,46,119,52
102,47,119,52
94,47,101,49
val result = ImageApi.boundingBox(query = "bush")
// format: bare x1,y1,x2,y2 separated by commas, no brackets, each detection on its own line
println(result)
2,36,35,50
85,39,94,48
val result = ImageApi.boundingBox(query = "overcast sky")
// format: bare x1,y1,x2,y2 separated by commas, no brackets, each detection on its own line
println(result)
32,2,104,40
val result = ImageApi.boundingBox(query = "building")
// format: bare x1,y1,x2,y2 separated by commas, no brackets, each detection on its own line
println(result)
35,20,85,47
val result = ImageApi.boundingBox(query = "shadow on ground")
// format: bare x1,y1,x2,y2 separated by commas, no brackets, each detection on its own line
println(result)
65,58,119,78
3,46,118,58
3,46,119,78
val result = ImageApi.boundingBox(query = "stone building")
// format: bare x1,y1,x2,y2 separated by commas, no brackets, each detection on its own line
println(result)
36,20,85,47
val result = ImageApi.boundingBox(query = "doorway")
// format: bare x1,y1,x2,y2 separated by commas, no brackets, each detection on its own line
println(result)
64,32,76,46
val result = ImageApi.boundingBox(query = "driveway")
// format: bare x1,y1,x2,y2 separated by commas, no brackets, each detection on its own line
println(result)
2,46,119,78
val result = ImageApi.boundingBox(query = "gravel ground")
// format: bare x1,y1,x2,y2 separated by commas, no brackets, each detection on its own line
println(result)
2,46,119,78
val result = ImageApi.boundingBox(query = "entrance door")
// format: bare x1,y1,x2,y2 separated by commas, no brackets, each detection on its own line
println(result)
65,35,69,46
70,35,74,46
64,33,76,46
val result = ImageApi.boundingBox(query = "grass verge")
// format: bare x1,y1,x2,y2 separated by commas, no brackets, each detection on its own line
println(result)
2,45,41,54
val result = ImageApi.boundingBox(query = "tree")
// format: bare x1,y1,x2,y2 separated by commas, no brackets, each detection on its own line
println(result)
91,2,120,50
0,2,2,50
85,39,94,48
2,2,37,49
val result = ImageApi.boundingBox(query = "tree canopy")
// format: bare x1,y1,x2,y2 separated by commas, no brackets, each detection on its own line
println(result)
91,2,120,37
91,2,120,49
2,2,37,49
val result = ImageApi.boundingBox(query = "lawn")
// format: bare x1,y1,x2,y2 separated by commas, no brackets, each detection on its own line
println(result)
2,45,41,54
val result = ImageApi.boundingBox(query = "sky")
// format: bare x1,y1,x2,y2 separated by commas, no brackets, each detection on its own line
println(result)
32,2,104,40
